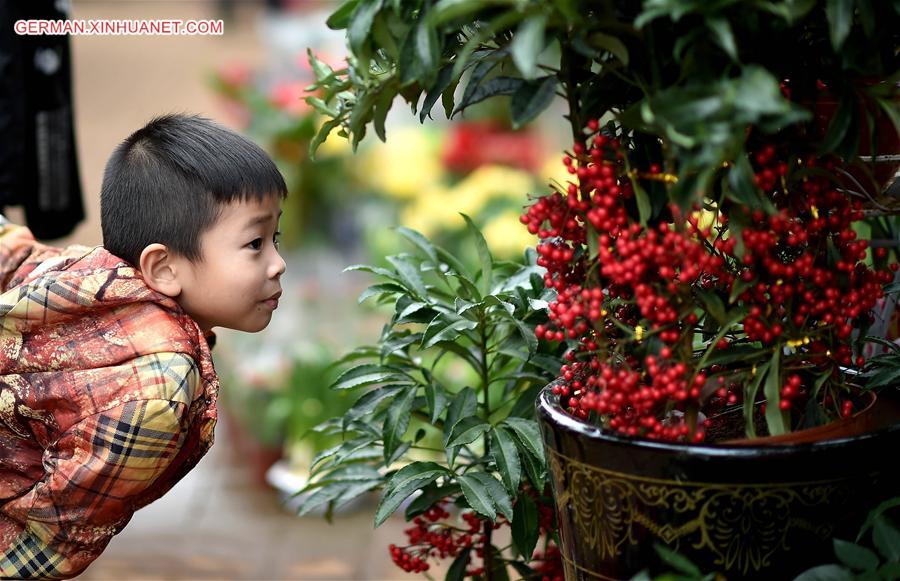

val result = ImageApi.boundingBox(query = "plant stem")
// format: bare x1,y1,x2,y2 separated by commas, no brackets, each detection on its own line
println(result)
478,310,495,579
483,519,494,579
558,37,589,148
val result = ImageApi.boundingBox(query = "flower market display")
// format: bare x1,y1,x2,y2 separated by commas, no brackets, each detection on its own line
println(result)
298,0,900,578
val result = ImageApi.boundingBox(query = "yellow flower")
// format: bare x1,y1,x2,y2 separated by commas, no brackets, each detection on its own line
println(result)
540,156,573,192
451,165,535,216
400,184,456,237
482,210,537,258
361,128,442,199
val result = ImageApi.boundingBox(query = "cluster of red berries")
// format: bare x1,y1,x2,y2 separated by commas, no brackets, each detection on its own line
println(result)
389,490,558,576
531,543,565,581
729,151,893,361
522,121,896,441
388,504,502,575
598,220,731,338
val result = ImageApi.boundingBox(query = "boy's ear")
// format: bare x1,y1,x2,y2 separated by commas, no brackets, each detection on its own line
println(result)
139,243,182,297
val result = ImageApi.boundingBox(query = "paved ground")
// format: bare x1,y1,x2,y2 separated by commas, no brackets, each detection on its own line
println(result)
9,1,417,579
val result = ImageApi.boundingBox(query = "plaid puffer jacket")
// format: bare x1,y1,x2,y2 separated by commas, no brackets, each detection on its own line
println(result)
0,223,218,579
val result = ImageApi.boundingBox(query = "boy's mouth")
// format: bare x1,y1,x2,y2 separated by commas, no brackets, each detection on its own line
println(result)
261,291,282,310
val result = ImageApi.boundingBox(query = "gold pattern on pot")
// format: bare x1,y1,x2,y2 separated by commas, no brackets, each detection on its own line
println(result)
548,448,849,576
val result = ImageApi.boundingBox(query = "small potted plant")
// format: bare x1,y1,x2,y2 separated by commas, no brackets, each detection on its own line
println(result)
303,0,900,578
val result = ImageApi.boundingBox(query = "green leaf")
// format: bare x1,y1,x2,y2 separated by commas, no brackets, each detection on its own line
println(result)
834,539,879,572
427,0,494,27
726,153,772,210
405,482,462,520
793,564,855,581
696,289,727,325
454,76,523,117
372,87,395,142
442,73,459,118
509,561,538,579
344,263,396,277
483,294,515,316
653,543,702,576
326,0,359,29
820,95,853,157
763,348,787,436
461,213,493,296
420,65,457,123
386,255,428,298
587,32,629,65
383,388,415,463
298,480,363,517
375,462,449,526
309,118,342,159
501,312,539,356
825,0,853,50
510,14,547,79
397,301,430,322
349,0,383,56
332,364,410,390
878,562,900,578
510,75,558,129
421,316,478,350
307,48,336,80
501,417,545,464
491,427,521,494
446,416,491,448
632,178,652,227
447,547,472,581
425,381,448,423
519,442,546,488
706,16,737,61
357,282,405,304
873,516,900,562
344,384,406,422
458,472,513,520
858,497,900,540
414,19,440,85
443,387,478,454
511,493,539,559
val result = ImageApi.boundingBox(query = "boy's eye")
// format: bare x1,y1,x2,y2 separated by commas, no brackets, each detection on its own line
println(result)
273,231,282,248
248,238,263,250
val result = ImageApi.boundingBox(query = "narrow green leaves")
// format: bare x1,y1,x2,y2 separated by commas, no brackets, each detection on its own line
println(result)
462,213,493,295
375,462,449,526
511,493,539,560
332,364,410,390
491,427,521,494
763,348,787,436
458,471,513,520
383,388,415,463
511,75,558,129
510,14,547,79
825,0,853,50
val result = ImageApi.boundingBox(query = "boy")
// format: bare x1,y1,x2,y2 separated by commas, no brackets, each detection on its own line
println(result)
0,114,287,579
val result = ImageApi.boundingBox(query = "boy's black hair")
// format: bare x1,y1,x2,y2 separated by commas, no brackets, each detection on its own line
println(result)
100,113,287,266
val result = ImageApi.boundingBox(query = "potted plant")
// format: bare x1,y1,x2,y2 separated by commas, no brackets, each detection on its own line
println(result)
302,0,900,578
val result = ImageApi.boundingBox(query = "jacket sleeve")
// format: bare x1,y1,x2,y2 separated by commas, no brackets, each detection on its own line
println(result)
0,369,201,579
0,221,38,292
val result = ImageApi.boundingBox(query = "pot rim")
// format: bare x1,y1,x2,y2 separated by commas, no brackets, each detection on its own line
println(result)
537,384,900,457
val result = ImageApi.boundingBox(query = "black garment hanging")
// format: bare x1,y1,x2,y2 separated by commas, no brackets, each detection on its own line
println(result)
0,0,84,240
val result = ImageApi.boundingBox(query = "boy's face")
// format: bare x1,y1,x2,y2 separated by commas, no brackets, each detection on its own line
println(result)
175,196,285,332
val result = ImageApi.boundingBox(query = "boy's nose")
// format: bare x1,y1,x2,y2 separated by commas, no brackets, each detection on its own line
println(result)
270,252,286,278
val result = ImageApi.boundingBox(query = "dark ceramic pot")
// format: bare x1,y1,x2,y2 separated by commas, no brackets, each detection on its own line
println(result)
536,386,900,580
